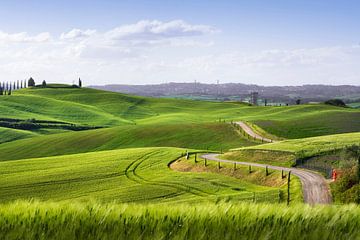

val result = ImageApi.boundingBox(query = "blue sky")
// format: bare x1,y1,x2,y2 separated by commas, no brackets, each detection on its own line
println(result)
0,0,359,85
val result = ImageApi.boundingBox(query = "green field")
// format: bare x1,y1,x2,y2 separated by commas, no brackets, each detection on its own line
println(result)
225,132,360,167
1,87,359,139
1,200,359,240
0,147,289,204
0,86,359,238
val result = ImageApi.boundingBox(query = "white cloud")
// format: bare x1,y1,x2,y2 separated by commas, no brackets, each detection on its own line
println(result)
0,20,359,86
106,20,218,41
0,31,51,43
60,29,96,40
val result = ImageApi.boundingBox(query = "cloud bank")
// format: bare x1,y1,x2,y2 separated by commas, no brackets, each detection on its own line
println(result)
0,19,359,86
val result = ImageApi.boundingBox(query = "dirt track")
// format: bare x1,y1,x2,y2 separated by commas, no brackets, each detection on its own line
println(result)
201,153,332,205
235,121,276,143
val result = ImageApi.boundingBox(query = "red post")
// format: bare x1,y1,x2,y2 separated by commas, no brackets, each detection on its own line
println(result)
332,169,337,181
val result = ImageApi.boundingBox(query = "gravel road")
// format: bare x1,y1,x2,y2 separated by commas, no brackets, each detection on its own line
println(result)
235,121,276,143
201,153,332,205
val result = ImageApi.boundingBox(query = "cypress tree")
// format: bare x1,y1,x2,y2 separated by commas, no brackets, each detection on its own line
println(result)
79,78,82,88
28,77,35,87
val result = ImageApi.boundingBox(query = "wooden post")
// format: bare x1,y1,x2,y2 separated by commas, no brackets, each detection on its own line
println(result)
233,162,236,171
218,161,221,170
281,169,284,179
248,165,252,173
287,171,291,205
266,166,269,176
204,158,207,167
195,153,197,163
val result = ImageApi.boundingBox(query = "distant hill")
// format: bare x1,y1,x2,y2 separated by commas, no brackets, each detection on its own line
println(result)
89,82,360,104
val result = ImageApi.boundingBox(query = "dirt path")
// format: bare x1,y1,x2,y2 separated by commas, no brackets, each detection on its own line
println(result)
201,153,332,205
235,121,276,143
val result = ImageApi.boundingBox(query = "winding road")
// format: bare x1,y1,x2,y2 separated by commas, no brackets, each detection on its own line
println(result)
201,153,332,204
235,121,276,143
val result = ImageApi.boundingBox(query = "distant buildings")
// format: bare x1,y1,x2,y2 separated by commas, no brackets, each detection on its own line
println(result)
250,92,258,105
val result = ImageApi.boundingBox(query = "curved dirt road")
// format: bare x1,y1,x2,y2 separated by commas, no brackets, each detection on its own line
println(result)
201,153,332,205
235,121,276,143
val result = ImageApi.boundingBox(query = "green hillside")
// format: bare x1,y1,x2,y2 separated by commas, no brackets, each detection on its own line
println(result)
0,147,285,203
225,132,360,167
0,122,255,161
0,127,38,144
0,87,358,140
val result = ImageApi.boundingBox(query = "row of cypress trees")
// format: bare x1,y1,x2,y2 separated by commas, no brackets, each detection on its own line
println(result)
0,78,32,96
0,77,82,96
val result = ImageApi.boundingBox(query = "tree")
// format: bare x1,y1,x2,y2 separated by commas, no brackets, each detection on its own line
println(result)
78,78,82,88
28,77,35,87
42,80,47,88
0,86,3,95
264,99,268,106
324,99,346,107
296,99,301,105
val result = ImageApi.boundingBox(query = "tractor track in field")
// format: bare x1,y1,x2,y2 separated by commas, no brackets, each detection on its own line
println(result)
123,151,212,198
201,153,332,205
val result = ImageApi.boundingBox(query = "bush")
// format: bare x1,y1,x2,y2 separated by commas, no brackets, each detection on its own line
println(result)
324,99,346,107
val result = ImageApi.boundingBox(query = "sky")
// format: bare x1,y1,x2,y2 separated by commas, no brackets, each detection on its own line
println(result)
0,0,359,86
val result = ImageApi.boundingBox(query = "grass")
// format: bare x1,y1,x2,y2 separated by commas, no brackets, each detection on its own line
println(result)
0,127,38,144
0,122,255,162
0,200,359,240
0,86,359,238
0,87,357,140
172,154,303,203
226,132,360,167
0,147,285,204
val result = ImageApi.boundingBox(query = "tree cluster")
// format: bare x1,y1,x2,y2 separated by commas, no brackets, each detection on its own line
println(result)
0,79,28,96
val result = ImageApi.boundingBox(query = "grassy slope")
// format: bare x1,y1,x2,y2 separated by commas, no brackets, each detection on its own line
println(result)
0,147,280,203
0,122,255,162
0,127,38,144
225,132,360,167
0,87,358,139
1,201,359,240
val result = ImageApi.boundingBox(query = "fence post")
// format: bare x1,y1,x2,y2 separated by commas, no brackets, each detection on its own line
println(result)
248,165,252,173
266,166,269,176
218,161,221,170
281,169,284,179
204,158,207,167
287,171,291,205
278,190,281,203
234,162,236,171
195,153,197,163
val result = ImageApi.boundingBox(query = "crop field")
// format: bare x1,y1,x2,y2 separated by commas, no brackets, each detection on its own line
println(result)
0,87,359,139
0,86,359,239
0,147,292,204
0,200,359,240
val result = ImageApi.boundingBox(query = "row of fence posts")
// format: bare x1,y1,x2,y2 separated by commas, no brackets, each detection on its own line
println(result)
189,152,292,204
